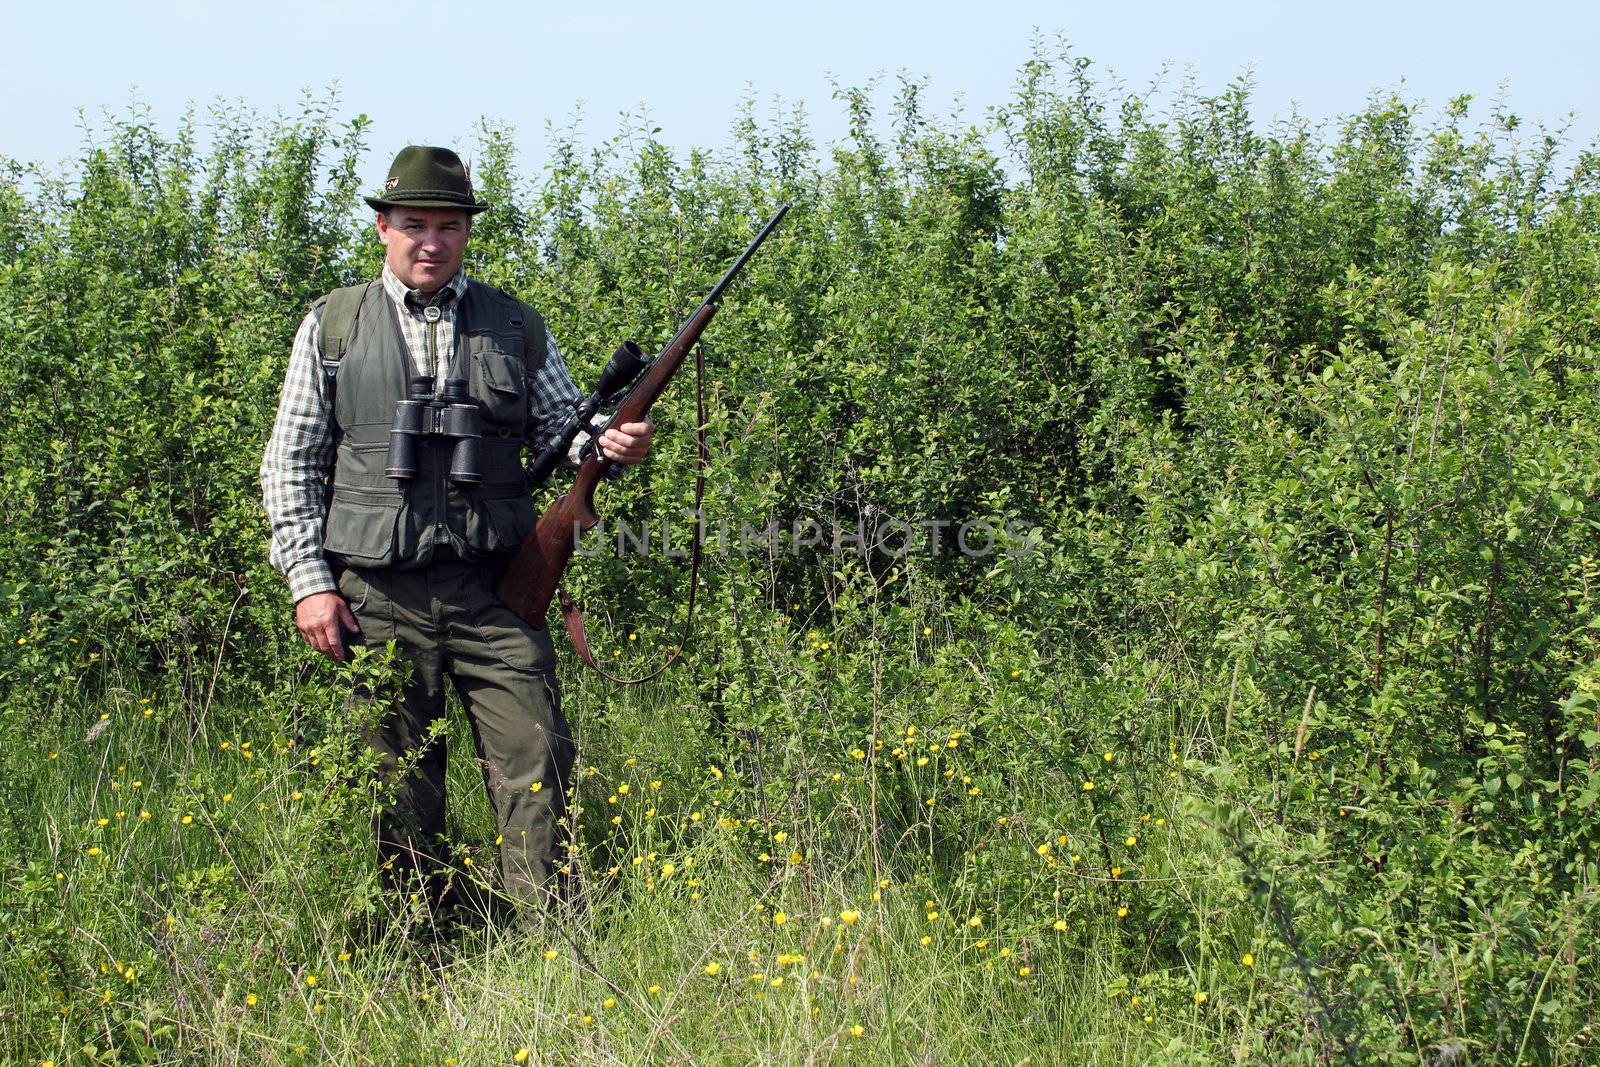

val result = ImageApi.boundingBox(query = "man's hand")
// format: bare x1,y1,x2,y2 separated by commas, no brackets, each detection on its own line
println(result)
598,418,655,466
296,591,359,662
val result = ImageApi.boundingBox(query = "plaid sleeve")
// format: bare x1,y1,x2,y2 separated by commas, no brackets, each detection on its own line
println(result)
525,325,590,467
260,309,339,602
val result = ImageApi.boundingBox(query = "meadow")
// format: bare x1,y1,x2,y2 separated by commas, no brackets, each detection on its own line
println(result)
1,46,1597,1064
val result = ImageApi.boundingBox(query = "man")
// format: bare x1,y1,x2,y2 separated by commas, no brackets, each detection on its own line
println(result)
260,145,653,914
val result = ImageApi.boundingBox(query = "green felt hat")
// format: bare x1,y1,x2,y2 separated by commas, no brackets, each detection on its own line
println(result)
364,145,487,215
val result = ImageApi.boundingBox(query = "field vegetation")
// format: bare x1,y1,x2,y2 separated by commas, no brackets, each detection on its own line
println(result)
1,44,1598,1064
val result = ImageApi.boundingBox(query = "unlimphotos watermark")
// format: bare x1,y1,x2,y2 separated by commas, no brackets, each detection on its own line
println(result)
571,513,1039,559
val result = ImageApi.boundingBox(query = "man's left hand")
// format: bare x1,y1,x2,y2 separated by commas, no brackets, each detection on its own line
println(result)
598,419,655,466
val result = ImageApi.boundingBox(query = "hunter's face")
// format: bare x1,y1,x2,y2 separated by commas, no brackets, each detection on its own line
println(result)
376,207,471,296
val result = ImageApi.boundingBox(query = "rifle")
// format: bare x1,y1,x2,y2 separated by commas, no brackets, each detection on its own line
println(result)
497,204,790,649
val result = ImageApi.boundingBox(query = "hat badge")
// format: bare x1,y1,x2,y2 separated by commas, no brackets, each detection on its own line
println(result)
385,177,399,190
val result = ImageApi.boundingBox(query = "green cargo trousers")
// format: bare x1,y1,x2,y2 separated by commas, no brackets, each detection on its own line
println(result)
336,558,574,911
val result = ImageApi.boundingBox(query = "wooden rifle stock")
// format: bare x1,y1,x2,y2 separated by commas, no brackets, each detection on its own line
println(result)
496,303,718,627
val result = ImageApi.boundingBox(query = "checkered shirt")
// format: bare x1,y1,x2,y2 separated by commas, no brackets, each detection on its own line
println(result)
260,264,585,602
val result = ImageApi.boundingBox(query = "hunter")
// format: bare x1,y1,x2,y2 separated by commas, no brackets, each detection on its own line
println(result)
260,144,653,916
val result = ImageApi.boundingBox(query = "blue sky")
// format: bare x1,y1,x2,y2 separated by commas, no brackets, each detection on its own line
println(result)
7,1,1597,174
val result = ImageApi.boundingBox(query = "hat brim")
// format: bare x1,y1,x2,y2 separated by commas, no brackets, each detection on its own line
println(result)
365,194,488,215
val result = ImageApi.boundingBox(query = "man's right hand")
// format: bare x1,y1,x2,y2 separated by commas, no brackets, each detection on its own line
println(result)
295,592,359,662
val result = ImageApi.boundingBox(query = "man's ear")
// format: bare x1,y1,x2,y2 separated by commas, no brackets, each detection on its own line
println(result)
375,211,391,243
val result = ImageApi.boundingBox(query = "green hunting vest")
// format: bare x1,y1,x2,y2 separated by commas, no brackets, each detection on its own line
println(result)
315,279,548,570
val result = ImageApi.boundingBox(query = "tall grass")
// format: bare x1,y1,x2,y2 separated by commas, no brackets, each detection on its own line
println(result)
7,626,1208,1065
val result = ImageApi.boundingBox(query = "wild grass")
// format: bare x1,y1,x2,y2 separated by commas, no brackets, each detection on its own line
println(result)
7,632,1221,1066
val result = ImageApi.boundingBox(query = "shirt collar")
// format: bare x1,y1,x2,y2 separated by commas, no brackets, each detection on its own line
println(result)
381,262,469,312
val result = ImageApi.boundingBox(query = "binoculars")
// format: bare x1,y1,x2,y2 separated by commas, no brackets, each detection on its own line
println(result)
386,376,485,484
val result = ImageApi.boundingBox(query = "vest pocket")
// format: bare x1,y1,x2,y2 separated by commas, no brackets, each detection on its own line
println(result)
473,343,527,426
478,495,537,555
323,491,403,565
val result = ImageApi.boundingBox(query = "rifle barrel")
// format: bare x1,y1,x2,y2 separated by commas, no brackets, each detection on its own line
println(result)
704,203,790,307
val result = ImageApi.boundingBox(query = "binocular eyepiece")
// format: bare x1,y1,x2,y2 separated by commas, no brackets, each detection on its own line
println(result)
386,376,485,484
